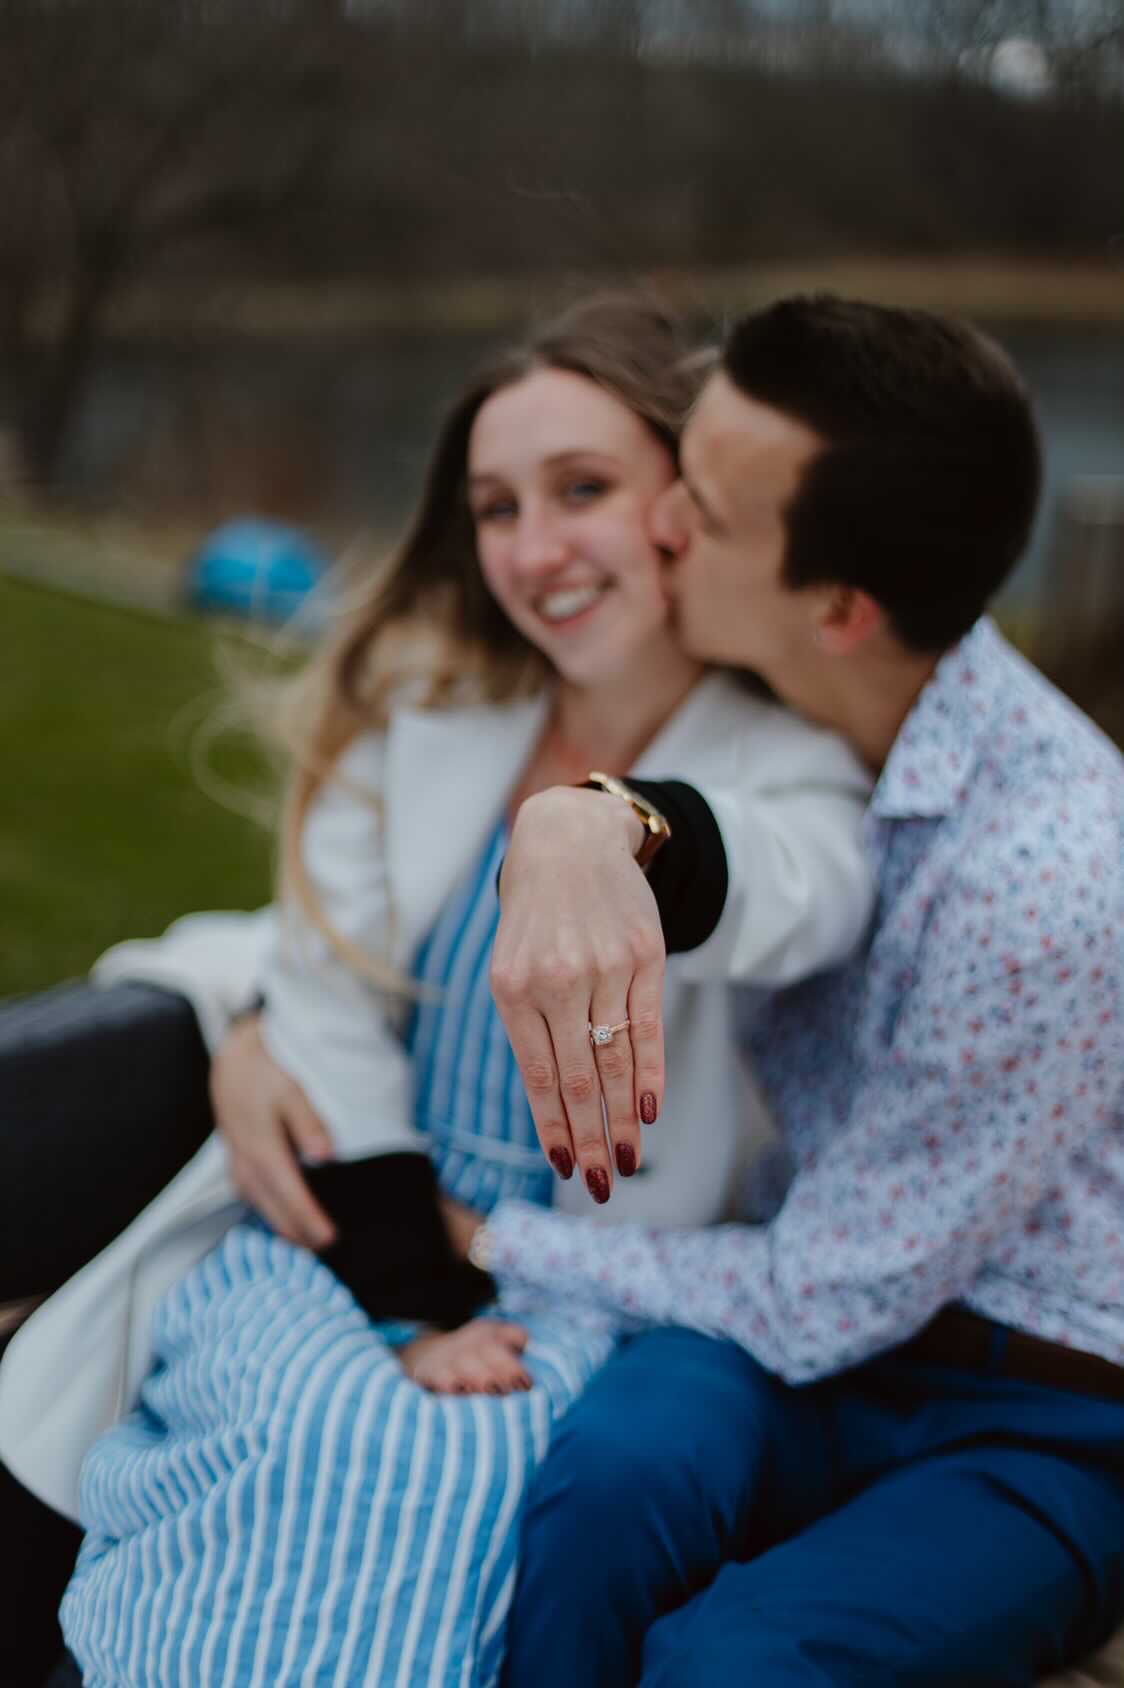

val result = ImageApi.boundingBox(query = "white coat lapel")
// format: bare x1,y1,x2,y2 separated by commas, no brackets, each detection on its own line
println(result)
631,672,746,783
383,694,549,951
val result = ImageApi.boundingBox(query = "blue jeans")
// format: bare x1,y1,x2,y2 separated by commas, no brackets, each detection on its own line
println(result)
503,1326,1124,1686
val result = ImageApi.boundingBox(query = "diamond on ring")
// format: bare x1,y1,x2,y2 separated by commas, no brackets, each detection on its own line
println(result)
588,1019,630,1047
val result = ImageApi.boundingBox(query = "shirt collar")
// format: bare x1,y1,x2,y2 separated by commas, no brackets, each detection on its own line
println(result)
871,617,1006,820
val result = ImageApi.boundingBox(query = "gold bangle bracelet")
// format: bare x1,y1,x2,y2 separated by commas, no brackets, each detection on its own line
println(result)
583,771,671,871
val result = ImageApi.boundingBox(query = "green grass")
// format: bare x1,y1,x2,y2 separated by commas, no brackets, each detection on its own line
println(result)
1,576,276,999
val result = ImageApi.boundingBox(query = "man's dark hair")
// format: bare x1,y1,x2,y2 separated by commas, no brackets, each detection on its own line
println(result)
722,294,1042,652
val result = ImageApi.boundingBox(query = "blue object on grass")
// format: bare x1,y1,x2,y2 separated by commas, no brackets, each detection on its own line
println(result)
185,518,329,626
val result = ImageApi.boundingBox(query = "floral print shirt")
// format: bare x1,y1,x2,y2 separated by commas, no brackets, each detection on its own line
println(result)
487,620,1124,1382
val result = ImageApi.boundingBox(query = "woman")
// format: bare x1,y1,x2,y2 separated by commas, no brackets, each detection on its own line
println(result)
16,295,873,1685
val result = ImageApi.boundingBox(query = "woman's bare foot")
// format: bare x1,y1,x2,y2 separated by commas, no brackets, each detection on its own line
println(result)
399,1319,531,1395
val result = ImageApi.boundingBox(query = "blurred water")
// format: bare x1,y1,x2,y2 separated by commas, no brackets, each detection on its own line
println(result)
50,318,1124,607
997,323,1124,607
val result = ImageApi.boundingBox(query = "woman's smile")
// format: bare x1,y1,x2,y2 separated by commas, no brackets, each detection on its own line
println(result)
534,577,612,627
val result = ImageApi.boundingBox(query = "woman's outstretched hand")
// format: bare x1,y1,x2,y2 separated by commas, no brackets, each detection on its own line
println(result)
490,787,667,1206
210,1013,338,1250
399,1319,532,1395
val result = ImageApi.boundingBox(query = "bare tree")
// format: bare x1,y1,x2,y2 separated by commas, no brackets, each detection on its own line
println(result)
0,0,352,491
0,0,1117,509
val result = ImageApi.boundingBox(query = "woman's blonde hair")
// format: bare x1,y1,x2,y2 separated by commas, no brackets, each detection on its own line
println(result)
276,293,703,980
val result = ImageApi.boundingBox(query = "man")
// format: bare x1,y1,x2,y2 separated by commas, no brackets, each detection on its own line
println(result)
466,296,1124,1684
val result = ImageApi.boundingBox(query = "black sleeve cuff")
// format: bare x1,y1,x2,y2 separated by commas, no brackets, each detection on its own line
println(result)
625,779,728,954
305,1152,495,1328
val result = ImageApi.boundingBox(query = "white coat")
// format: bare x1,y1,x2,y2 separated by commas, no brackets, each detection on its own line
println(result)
0,672,873,1519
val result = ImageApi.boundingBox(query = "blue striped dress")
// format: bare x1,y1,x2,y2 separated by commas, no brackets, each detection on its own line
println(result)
61,820,618,1687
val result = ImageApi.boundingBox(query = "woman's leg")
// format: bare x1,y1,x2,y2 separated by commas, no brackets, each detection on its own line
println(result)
61,1227,614,1688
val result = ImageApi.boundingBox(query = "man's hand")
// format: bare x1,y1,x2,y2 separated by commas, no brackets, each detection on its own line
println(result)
210,1014,338,1250
491,787,666,1205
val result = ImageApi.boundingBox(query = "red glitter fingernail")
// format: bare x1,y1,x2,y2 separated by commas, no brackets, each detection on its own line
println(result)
585,1167,611,1205
549,1147,574,1180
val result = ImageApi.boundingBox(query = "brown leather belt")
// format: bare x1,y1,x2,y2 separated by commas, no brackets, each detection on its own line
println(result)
905,1306,1124,1402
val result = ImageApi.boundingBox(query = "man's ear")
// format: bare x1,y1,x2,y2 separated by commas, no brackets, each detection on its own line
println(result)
815,586,883,655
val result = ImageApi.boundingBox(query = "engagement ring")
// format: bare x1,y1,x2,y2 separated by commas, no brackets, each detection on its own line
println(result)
588,1019,630,1047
